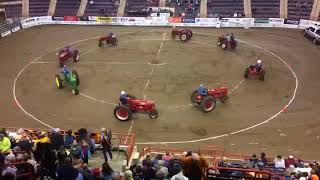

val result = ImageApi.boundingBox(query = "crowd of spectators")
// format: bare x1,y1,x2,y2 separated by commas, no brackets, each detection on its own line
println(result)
130,151,208,180
0,127,114,179
217,152,320,180
166,0,200,17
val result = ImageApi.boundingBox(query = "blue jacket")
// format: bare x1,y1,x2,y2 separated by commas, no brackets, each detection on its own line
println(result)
254,63,262,70
119,94,128,104
197,86,208,96
61,67,70,76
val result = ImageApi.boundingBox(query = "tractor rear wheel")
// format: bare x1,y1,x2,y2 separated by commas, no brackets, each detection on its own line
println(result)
73,50,80,62
259,70,265,81
98,41,103,47
244,67,249,79
72,70,80,86
149,110,158,119
199,96,216,113
112,38,118,46
55,74,63,89
114,105,132,121
180,34,188,42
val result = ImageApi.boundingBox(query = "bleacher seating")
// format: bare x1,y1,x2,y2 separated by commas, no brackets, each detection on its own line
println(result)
84,0,119,17
0,4,21,18
166,0,200,18
54,0,80,17
207,0,244,18
125,0,159,16
251,0,280,18
287,0,314,19
29,0,50,17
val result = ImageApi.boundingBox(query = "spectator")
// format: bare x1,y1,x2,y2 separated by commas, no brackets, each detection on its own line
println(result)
33,131,50,146
143,160,156,180
88,133,96,154
23,153,38,172
16,134,32,153
245,154,258,168
153,154,163,168
71,139,82,159
50,128,64,150
180,152,208,180
163,152,173,161
132,164,143,179
260,152,268,167
79,163,94,180
285,155,296,168
101,162,117,180
311,169,319,180
0,133,11,153
65,129,75,146
80,140,91,164
101,128,113,162
274,155,285,169
233,12,238,17
156,167,168,180
170,162,188,180
167,158,182,178
56,157,82,180
142,155,152,167
295,158,304,168
124,169,133,180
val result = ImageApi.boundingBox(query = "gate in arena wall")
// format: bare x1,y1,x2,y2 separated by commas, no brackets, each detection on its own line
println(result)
0,9,6,22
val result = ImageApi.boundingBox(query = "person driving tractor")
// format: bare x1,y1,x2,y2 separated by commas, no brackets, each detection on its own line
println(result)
197,84,208,96
61,65,70,76
107,32,114,38
119,90,129,105
254,59,262,72
226,33,235,42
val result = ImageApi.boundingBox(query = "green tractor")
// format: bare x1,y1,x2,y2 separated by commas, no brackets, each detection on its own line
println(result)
55,68,80,95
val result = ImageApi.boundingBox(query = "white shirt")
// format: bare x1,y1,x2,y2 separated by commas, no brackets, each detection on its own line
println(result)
171,172,188,180
274,158,285,168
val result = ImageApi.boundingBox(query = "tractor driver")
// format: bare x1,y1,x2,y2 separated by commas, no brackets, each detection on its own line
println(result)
64,45,74,54
254,59,262,72
119,91,129,105
61,65,70,75
107,32,115,38
197,84,208,96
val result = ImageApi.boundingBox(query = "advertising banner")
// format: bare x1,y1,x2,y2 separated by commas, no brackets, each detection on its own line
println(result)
269,18,284,25
63,16,78,21
1,30,11,37
88,16,97,21
284,19,300,25
254,18,269,24
168,17,182,23
52,16,64,21
182,18,195,23
96,16,113,23
195,18,218,26
11,26,20,32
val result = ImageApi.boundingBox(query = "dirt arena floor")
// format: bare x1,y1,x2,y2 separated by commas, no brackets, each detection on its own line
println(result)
1,25,320,159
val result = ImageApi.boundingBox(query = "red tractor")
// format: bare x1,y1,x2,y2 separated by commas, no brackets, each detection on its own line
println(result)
98,35,118,47
190,87,229,113
113,95,158,121
171,28,193,42
217,35,237,50
244,66,265,81
58,46,80,67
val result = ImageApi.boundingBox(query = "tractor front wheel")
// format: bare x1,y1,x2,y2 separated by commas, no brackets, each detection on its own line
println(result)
149,110,158,119
180,34,188,42
55,74,63,89
112,38,118,46
199,96,216,113
114,105,132,121
98,41,103,47
73,50,80,62
220,96,229,103
259,70,265,81
221,43,226,50
72,88,79,95
244,67,249,79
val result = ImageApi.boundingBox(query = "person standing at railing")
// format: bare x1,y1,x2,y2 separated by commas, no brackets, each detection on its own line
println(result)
0,133,11,153
101,128,113,162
